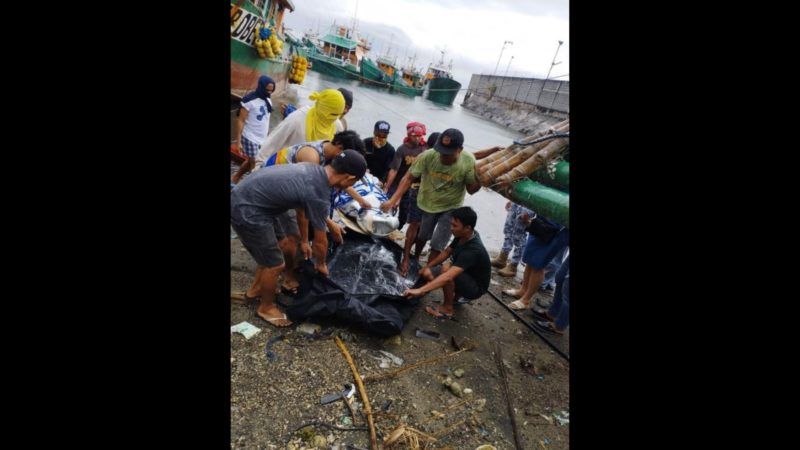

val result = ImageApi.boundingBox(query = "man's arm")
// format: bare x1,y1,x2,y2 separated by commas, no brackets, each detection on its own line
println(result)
254,114,294,168
295,208,312,259
344,186,371,210
311,227,329,276
464,164,481,195
295,146,321,164
325,217,345,244
384,147,405,192
234,107,248,150
408,265,464,296
383,168,398,193
380,172,418,212
423,246,453,269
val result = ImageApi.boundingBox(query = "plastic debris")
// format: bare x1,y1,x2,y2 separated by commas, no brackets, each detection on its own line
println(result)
297,322,321,335
231,321,261,340
415,328,440,340
378,350,403,366
554,410,570,426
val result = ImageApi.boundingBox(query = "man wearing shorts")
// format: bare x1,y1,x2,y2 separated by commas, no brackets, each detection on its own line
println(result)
381,128,481,270
230,150,367,327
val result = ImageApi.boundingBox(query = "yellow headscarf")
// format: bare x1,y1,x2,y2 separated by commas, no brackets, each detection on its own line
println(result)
305,89,345,141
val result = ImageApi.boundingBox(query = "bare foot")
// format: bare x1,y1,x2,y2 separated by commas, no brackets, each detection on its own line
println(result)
398,258,410,277
256,304,292,327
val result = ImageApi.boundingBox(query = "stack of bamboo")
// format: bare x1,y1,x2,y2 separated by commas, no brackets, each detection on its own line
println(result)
476,119,569,187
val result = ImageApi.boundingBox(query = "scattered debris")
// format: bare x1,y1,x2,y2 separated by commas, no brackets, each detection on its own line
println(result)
453,368,465,378
554,410,570,426
265,335,286,361
297,322,322,335
463,388,473,395
415,328,440,340
230,321,261,340
385,335,402,346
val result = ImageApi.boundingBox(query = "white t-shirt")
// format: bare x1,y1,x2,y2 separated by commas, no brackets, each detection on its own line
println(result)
254,106,310,170
240,97,272,144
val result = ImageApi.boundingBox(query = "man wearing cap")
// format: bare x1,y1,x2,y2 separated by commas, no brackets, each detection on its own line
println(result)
381,128,486,267
231,150,368,327
361,120,396,184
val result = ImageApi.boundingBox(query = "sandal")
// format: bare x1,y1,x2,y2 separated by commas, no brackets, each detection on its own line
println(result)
508,299,530,311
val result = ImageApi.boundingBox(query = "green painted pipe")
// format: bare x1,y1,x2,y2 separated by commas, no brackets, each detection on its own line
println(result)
529,161,569,192
510,180,569,228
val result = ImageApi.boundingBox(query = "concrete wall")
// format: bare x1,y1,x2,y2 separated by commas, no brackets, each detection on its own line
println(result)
461,74,568,135
465,74,569,114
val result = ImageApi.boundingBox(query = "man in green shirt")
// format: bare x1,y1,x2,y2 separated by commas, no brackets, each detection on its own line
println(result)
402,206,491,319
381,128,500,270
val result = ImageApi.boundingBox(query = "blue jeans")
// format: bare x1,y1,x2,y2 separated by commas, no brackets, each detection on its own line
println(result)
542,246,567,288
548,254,570,331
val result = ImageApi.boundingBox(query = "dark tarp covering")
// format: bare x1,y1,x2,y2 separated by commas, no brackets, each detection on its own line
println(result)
285,233,422,336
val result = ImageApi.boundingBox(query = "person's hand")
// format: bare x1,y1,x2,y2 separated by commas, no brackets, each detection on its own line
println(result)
329,223,346,244
315,262,329,277
380,200,395,214
300,242,312,260
403,288,424,298
505,201,511,211
358,198,372,210
520,213,531,225
232,174,241,184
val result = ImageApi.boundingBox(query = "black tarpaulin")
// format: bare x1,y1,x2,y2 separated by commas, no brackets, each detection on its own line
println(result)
285,233,422,336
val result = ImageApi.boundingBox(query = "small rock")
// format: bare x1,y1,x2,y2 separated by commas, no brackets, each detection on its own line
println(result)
448,381,463,397
297,322,321,335
385,335,402,346
453,368,465,378
475,398,487,412
463,388,473,395
312,435,327,448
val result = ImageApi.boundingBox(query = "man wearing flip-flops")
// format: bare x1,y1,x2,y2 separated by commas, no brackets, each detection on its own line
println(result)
231,150,368,327
401,207,491,320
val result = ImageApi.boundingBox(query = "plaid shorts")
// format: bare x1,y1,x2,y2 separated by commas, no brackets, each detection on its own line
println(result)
241,136,261,159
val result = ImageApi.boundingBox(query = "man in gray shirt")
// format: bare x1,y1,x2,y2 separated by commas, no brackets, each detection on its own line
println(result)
231,150,368,327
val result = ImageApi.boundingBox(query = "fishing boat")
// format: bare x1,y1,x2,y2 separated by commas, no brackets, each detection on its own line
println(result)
424,50,462,105
360,55,397,87
393,61,425,97
230,0,295,97
303,23,370,80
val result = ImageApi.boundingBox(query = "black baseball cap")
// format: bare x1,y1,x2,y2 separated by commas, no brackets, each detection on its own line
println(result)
433,128,464,155
331,149,367,179
338,88,353,109
374,120,391,133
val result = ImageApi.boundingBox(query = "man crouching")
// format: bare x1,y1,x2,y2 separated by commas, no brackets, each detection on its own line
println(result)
403,206,491,319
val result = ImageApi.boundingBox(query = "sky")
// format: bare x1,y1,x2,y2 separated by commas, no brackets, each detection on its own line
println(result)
282,0,569,86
